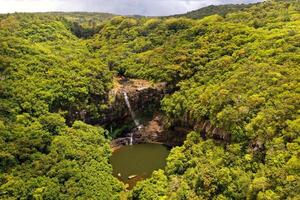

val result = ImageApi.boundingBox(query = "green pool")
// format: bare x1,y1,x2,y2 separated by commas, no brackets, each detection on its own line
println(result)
110,143,170,189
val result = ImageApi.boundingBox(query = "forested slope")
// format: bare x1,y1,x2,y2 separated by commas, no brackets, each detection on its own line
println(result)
126,1,299,199
0,14,122,199
0,0,299,199
170,3,257,19
86,0,300,199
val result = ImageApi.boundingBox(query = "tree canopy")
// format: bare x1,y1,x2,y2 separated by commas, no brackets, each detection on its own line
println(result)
0,0,299,199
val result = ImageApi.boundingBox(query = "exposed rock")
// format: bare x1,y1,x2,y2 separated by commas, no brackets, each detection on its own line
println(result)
110,137,131,151
111,114,188,151
96,77,167,125
106,78,231,150
194,120,231,142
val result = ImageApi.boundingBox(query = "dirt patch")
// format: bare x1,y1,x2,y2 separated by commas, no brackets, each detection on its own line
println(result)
112,77,166,92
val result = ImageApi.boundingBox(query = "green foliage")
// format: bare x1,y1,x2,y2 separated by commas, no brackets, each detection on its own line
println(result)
130,170,168,200
0,14,113,123
170,3,258,19
91,1,298,199
132,132,300,199
0,13,122,199
1,0,300,199
0,119,123,199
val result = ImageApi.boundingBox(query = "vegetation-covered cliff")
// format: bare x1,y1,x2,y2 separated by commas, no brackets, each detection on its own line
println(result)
0,0,299,199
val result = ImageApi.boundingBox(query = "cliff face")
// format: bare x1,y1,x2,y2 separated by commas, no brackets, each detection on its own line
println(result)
194,121,231,142
68,77,232,148
66,78,167,126
97,78,167,125
110,114,188,151
106,78,232,149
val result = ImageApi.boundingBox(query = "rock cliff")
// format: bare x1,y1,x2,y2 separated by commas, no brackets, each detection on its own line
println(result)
98,78,167,125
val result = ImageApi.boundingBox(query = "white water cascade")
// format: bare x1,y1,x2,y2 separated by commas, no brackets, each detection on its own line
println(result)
123,92,142,145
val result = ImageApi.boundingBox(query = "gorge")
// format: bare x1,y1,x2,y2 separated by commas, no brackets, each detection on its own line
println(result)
101,77,190,188
0,1,299,199
108,79,176,188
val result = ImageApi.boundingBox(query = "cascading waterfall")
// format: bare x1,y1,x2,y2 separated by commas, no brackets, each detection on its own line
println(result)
123,91,141,145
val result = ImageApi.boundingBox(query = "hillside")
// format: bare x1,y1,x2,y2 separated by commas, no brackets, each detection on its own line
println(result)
57,12,116,38
170,3,258,19
0,13,122,199
0,0,299,199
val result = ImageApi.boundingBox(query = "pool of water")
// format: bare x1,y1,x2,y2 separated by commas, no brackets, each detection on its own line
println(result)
110,143,170,189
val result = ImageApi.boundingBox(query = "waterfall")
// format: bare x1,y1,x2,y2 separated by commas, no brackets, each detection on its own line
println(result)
129,132,133,146
123,92,141,145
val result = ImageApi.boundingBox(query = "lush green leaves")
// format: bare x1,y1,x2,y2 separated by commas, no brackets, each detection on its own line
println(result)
0,0,299,199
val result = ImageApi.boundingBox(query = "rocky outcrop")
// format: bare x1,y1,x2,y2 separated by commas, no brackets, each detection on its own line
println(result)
111,114,188,151
194,121,231,142
106,78,231,151
94,78,167,125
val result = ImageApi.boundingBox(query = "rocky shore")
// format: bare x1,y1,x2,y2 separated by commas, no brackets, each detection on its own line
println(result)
110,114,188,151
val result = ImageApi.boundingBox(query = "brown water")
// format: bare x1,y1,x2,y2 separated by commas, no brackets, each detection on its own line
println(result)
110,143,170,189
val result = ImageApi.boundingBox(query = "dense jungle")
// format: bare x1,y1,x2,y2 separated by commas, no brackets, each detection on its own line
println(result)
0,0,299,199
